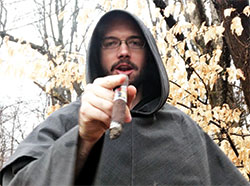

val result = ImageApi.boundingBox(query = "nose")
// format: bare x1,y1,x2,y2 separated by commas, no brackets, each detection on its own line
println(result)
117,41,131,59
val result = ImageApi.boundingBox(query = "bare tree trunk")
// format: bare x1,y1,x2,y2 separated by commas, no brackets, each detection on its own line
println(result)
184,0,208,27
0,0,7,32
10,108,19,155
0,108,5,169
213,0,250,111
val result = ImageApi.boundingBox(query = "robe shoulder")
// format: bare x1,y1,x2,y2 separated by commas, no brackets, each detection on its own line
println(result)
159,103,249,185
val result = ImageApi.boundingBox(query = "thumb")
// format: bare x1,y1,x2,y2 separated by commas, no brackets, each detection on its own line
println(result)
124,85,136,123
127,85,137,109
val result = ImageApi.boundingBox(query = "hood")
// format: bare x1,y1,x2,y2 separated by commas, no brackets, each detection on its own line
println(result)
85,10,169,115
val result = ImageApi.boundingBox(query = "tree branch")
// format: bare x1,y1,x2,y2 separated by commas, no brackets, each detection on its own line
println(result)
210,120,239,157
0,31,47,55
33,81,70,104
169,80,208,105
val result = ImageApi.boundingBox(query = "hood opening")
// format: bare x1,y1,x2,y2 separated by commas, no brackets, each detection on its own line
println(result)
86,10,169,115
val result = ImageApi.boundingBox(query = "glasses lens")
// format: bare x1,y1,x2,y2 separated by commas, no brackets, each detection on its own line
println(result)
102,38,120,49
127,37,145,49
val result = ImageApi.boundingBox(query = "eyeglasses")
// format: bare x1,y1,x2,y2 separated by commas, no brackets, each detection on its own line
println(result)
101,36,146,49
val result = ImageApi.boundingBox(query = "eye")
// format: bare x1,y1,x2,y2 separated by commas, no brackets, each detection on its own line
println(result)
102,38,120,48
127,38,145,48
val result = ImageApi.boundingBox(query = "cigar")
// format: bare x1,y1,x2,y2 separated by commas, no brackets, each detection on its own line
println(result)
109,76,129,139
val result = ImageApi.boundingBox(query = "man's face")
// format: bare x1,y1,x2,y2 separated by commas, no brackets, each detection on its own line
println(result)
100,18,147,87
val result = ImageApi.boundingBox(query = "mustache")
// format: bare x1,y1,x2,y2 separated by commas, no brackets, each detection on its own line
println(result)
111,59,138,72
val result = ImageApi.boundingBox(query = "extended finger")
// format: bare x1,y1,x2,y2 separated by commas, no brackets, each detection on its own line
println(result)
93,74,127,90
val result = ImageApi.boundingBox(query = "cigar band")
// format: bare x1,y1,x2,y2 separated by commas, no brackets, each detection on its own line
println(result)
114,85,127,102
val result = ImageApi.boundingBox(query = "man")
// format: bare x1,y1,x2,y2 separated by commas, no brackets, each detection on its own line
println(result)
0,10,249,186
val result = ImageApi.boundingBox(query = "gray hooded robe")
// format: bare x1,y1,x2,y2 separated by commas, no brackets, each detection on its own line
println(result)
1,10,249,186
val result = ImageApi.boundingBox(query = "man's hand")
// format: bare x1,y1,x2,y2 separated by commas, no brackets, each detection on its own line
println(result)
75,75,136,176
78,74,136,145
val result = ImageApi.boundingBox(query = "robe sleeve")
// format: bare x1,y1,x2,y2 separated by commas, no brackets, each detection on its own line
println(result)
0,101,81,186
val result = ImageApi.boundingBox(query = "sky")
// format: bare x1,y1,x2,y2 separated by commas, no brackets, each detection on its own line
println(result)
1,0,43,99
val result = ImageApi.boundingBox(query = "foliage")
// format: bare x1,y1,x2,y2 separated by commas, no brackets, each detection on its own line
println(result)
0,0,250,180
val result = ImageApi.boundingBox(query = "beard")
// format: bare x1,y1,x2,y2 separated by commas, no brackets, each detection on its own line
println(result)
101,59,147,89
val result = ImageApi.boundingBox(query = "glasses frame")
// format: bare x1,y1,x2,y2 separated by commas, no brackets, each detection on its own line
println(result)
101,36,146,49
